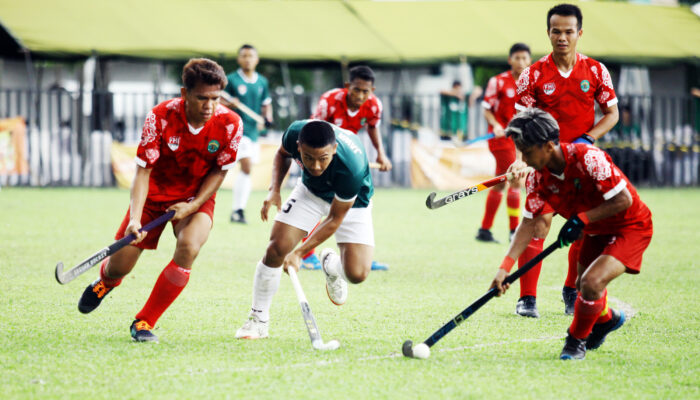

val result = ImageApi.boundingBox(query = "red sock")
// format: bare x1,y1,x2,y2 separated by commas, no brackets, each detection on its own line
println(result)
99,258,122,288
302,221,322,259
135,260,191,327
506,188,520,232
481,190,503,230
518,237,543,298
564,240,582,288
569,289,607,339
595,294,613,324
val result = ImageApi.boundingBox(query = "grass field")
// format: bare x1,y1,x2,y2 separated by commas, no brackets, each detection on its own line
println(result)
1,187,699,399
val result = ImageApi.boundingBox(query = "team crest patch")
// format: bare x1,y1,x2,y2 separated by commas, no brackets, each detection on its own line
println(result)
506,88,515,98
237,84,247,95
580,80,590,93
543,83,556,95
334,118,343,126
207,140,220,153
360,117,367,125
167,136,180,151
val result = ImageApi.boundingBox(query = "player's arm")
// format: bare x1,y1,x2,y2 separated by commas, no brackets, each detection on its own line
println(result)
366,125,392,171
489,215,538,296
125,165,152,244
283,198,353,273
583,103,619,142
261,103,273,127
261,146,293,221
167,167,228,220
483,108,505,138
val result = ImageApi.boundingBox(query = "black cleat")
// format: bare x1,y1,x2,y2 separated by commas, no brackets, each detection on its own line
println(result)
78,279,114,314
560,331,586,360
230,209,247,224
515,296,540,318
586,308,626,350
476,228,500,243
562,286,577,315
130,320,159,343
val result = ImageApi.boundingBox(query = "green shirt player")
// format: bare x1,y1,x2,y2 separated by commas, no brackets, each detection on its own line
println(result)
222,44,273,224
235,120,376,339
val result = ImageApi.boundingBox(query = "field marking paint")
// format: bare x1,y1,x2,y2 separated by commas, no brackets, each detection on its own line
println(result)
164,296,637,377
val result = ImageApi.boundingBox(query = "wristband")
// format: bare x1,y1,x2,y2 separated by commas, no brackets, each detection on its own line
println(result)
499,256,516,273
576,212,590,225
580,133,595,144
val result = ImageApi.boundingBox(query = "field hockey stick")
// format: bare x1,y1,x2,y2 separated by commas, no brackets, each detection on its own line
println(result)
426,172,513,209
220,91,266,125
54,210,175,285
287,267,340,351
369,162,381,169
463,133,495,146
402,240,560,358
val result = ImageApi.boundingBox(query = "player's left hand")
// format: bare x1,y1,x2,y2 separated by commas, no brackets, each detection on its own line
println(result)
376,153,393,171
489,268,510,296
558,213,586,247
506,160,529,182
167,201,197,221
282,250,303,274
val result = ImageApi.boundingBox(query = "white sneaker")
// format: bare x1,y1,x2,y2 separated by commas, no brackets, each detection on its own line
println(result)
320,248,347,306
235,315,269,339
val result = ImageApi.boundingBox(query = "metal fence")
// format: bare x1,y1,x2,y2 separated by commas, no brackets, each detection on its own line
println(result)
1,88,698,188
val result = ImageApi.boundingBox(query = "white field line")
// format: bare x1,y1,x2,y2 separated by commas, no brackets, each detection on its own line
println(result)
163,296,636,377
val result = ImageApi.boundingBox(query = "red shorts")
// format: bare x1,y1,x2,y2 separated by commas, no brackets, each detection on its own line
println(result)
115,195,216,250
488,140,516,175
578,219,653,274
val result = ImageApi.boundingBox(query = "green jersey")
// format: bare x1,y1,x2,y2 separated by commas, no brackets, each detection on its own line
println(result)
282,120,374,208
224,69,271,141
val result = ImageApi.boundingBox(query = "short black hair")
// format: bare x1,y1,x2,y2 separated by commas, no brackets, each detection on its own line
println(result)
181,58,227,90
349,66,375,84
547,3,583,31
452,80,462,88
238,44,256,53
506,108,560,148
299,120,336,148
509,43,531,56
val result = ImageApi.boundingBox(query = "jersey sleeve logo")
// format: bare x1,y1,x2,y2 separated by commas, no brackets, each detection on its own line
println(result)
543,82,556,95
583,149,612,181
145,148,159,164
140,111,158,146
516,67,530,94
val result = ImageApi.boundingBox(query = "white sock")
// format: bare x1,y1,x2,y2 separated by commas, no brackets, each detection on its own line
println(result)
250,260,282,322
232,171,252,211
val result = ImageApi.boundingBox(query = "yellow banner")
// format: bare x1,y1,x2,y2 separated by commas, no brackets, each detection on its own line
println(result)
0,117,29,177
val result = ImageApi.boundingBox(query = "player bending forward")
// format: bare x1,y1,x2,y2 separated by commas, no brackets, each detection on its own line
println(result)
77,59,243,343
490,108,652,360
235,120,376,339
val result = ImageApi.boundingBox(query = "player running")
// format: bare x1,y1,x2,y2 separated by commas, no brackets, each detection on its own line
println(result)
222,44,273,224
234,120,376,339
77,59,243,343
490,108,652,360
477,43,531,245
512,3,619,317
300,65,391,270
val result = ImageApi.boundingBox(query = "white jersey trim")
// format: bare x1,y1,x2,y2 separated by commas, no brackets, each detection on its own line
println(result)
603,179,627,200
346,108,360,117
221,162,236,171
606,98,619,108
515,103,527,111
482,101,492,110
523,209,534,219
237,69,259,84
135,156,147,168
188,123,204,135
334,193,357,203
262,97,272,105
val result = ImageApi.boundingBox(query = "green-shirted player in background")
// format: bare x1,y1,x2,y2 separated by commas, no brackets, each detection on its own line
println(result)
235,120,376,339
222,44,273,224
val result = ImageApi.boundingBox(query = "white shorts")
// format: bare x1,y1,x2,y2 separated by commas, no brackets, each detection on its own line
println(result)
274,181,375,246
236,136,260,163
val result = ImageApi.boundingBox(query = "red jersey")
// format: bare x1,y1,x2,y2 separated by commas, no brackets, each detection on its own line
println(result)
136,97,243,202
523,143,651,235
515,53,617,142
482,70,519,152
312,88,382,134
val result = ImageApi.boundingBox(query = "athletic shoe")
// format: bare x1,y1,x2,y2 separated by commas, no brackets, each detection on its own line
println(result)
78,279,114,314
301,253,322,270
515,296,540,318
230,209,247,224
235,315,269,339
130,320,158,343
560,331,586,360
562,286,577,315
321,248,347,306
476,228,499,243
371,260,389,271
586,308,626,350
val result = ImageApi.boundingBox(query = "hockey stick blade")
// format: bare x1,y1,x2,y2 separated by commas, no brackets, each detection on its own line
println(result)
425,173,514,210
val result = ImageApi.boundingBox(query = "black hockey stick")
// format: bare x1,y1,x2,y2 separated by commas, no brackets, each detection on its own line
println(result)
402,240,560,358
55,210,175,284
